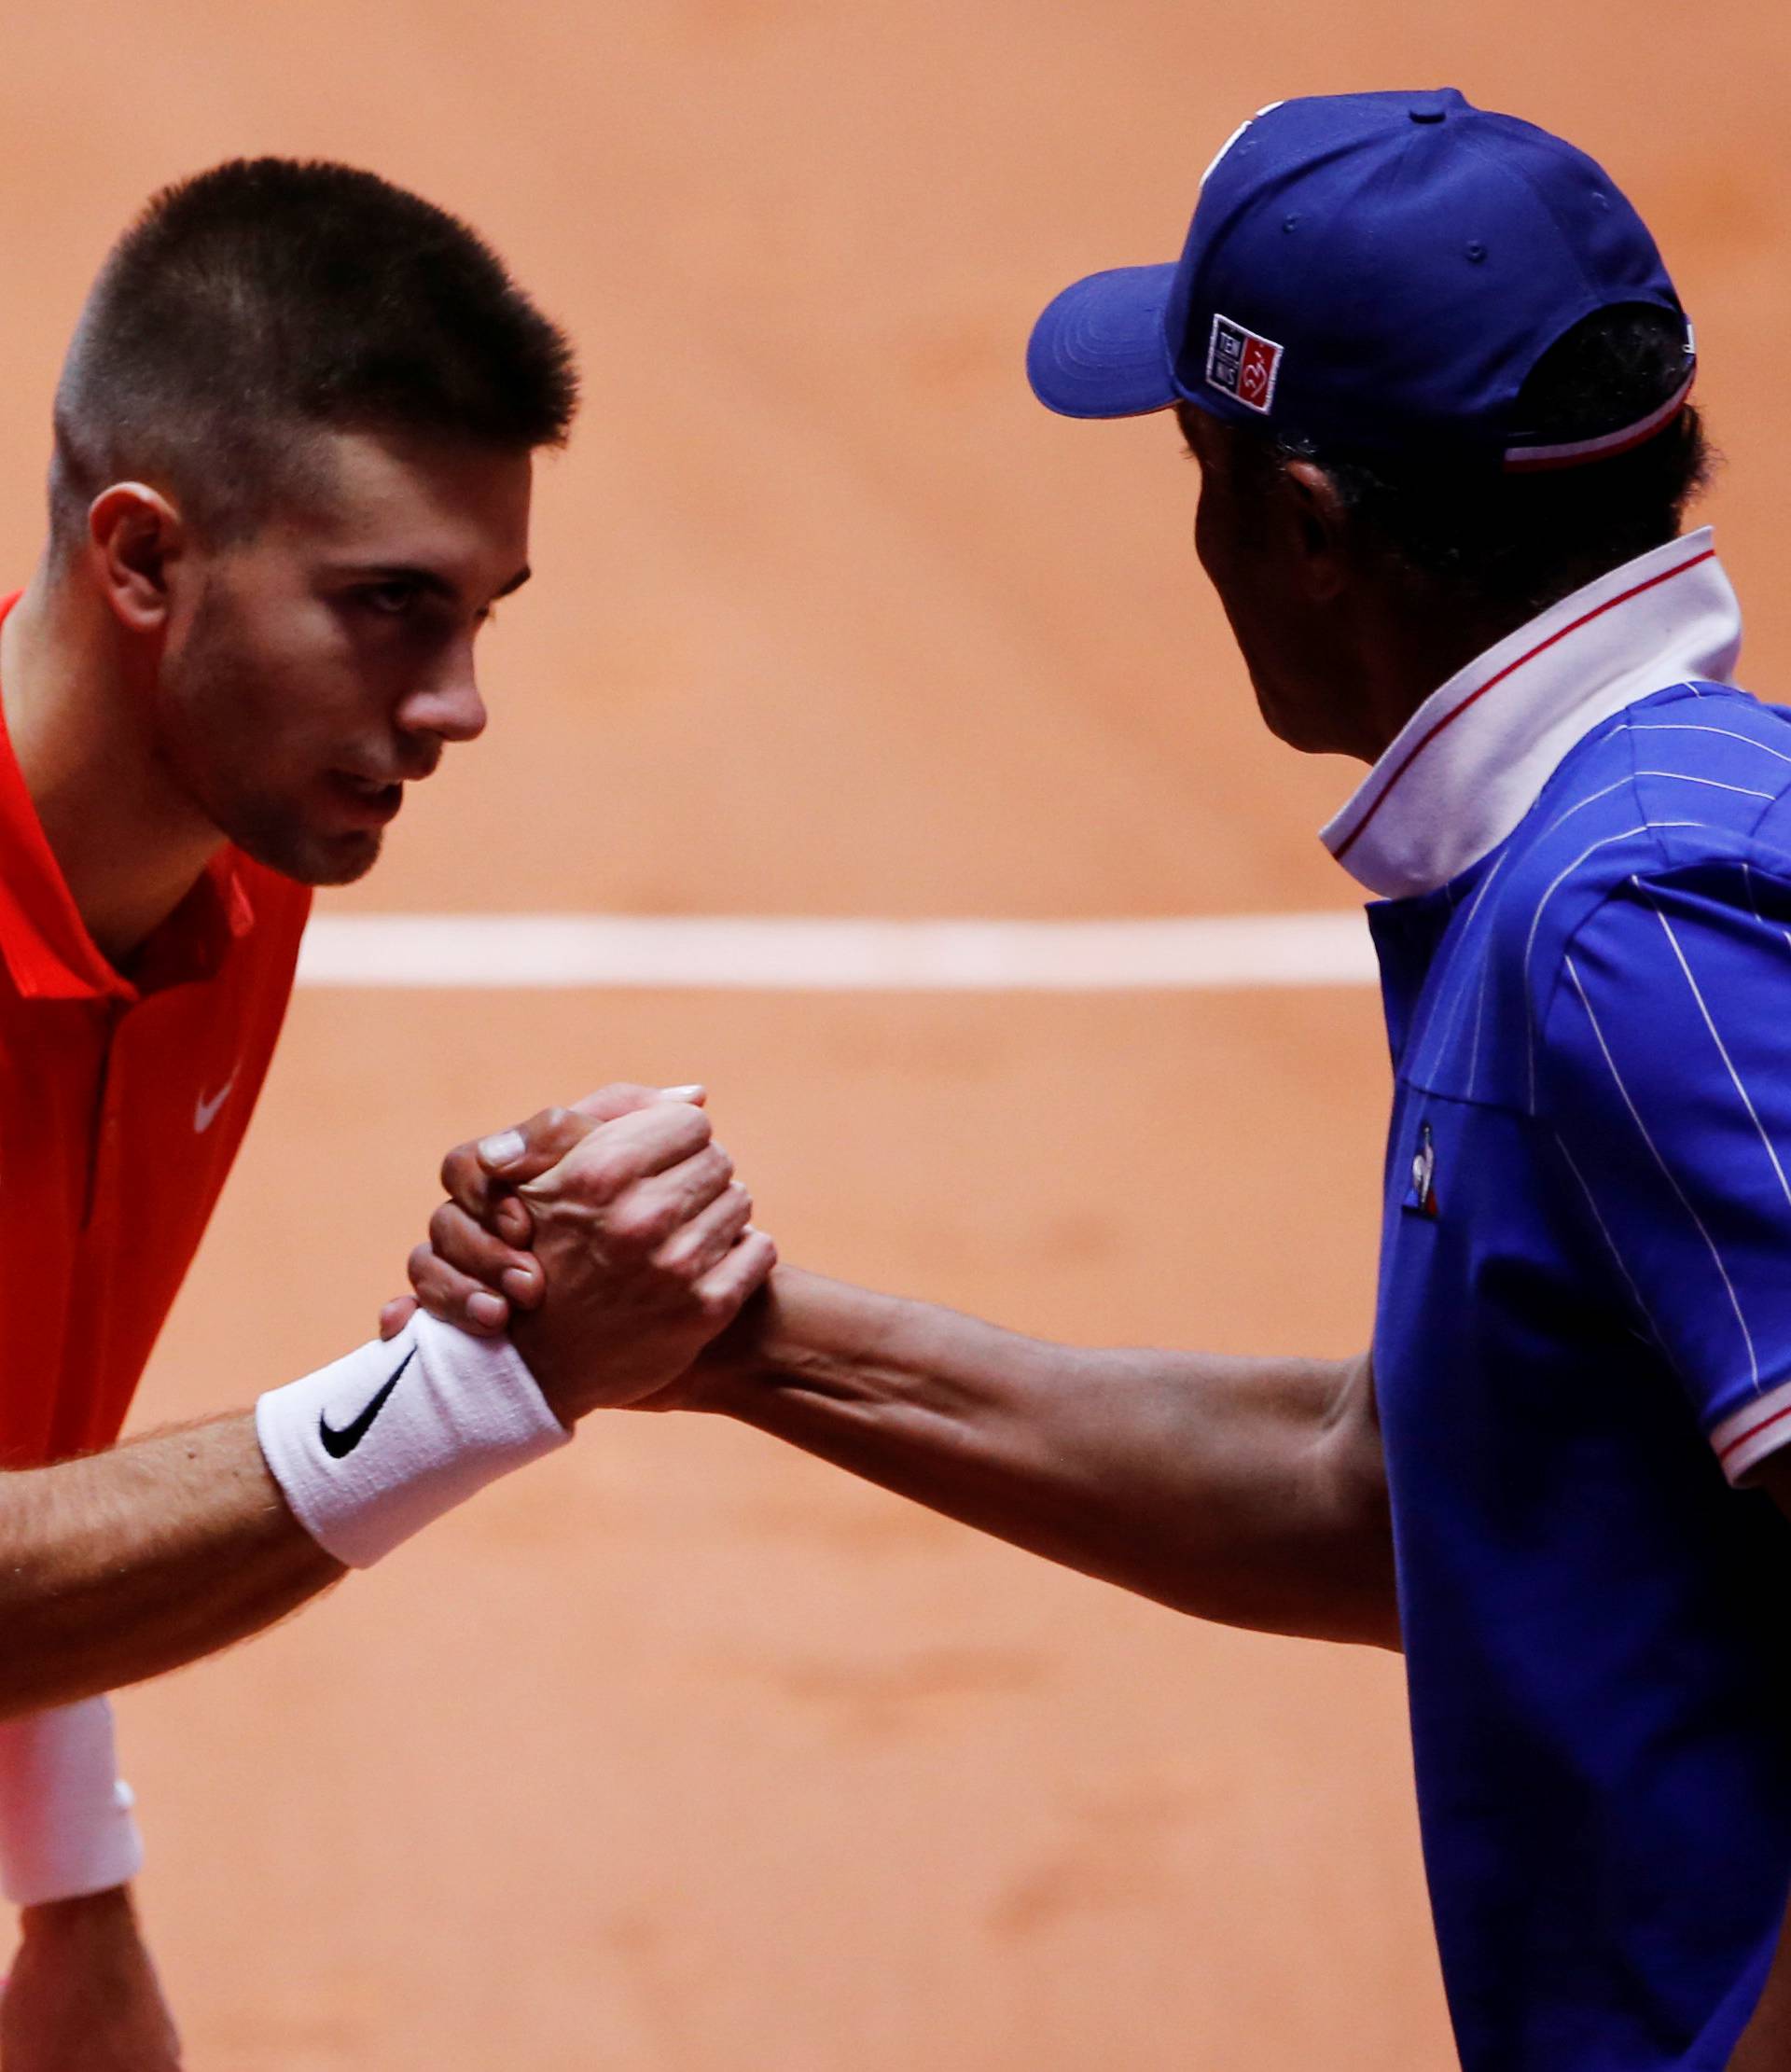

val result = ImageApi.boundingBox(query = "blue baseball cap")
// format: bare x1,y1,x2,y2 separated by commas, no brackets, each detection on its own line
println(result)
1027,90,1693,469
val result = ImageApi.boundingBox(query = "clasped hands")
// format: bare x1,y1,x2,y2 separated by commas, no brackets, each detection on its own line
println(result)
381,1084,773,1424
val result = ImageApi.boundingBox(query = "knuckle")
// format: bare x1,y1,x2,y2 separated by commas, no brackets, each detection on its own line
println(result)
604,1199,660,1248
640,1114,688,1158
576,1160,620,1205
439,1141,478,1195
697,1283,740,1325
657,1219,701,1266
550,1148,623,1205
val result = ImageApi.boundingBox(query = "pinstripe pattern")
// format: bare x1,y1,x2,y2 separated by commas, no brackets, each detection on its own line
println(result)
1519,820,1708,1113
1380,668,1791,1449
1358,538,1791,2070
1562,950,1760,1388
1549,1127,1664,1348
1381,675,1791,1457
1625,722,1791,765
1649,892,1791,1209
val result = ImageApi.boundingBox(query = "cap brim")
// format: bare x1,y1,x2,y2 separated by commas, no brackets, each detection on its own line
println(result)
1026,263,1180,419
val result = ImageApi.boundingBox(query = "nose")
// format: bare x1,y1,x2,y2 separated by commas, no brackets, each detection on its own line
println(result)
397,648,488,750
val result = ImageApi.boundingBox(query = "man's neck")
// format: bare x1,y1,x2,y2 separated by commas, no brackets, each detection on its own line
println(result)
0,566,222,966
1339,597,1532,767
1341,554,1660,768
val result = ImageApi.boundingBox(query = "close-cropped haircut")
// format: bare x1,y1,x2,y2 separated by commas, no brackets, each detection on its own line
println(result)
50,158,578,552
1204,304,1711,623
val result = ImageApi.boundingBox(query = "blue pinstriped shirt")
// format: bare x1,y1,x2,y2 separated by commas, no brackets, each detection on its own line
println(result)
1327,530,1791,2068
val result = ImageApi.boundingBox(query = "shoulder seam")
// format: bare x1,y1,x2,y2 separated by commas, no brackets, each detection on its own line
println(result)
1531,849,1780,1124
1521,710,1791,1081
1746,772,1791,845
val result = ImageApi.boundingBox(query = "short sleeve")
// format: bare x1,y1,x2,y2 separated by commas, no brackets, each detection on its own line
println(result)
1537,858,1791,1482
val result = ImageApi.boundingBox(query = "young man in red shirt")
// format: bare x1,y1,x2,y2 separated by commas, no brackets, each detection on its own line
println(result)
0,160,772,2065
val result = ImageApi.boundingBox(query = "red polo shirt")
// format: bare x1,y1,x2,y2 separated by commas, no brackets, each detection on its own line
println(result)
0,602,312,1467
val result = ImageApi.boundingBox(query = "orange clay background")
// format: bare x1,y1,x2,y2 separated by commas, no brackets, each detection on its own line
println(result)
0,4,1787,2065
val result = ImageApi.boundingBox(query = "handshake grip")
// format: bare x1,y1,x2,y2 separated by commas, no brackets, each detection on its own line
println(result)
254,1085,772,1572
396,1083,777,1424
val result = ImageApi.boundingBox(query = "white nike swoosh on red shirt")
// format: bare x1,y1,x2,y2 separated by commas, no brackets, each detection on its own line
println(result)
194,1073,238,1134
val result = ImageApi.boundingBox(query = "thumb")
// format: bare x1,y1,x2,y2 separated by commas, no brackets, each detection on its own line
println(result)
379,1295,418,1341
477,1086,709,1197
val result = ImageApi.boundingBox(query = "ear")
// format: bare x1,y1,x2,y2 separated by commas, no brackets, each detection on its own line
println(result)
85,483,187,634
1279,459,1351,602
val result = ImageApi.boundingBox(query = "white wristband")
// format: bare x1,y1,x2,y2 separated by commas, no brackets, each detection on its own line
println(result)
256,1312,571,1568
0,1696,144,1907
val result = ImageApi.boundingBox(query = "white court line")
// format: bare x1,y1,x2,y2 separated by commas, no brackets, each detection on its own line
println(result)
296,911,1378,991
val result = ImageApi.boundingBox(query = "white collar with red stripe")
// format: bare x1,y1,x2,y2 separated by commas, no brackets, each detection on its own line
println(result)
1320,527,1742,899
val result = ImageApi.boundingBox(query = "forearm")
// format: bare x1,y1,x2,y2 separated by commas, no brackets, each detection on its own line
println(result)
0,1414,340,1717
697,1268,1396,1648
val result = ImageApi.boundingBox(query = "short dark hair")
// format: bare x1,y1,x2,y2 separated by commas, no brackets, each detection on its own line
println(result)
51,158,578,550
1201,304,1711,620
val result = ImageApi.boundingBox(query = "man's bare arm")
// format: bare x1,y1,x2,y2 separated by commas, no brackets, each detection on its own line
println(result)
406,1114,1396,1653
0,1085,771,1724
686,1269,1396,1649
0,1415,340,1719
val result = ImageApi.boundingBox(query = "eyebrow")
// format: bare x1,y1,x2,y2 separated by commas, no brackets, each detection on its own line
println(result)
339,563,533,605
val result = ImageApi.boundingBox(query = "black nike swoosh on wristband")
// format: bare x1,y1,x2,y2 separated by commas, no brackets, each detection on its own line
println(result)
318,1347,416,1459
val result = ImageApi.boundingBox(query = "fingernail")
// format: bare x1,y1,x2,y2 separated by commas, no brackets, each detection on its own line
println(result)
466,1290,507,1328
501,1266,536,1302
660,1084,705,1102
479,1130,525,1168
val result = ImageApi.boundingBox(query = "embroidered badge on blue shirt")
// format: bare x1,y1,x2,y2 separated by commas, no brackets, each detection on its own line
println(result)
1404,1119,1440,1218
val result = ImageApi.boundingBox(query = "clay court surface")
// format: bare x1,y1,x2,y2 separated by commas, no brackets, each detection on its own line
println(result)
1,3,1787,2065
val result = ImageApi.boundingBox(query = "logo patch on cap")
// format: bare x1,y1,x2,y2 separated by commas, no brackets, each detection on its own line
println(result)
1206,313,1284,413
